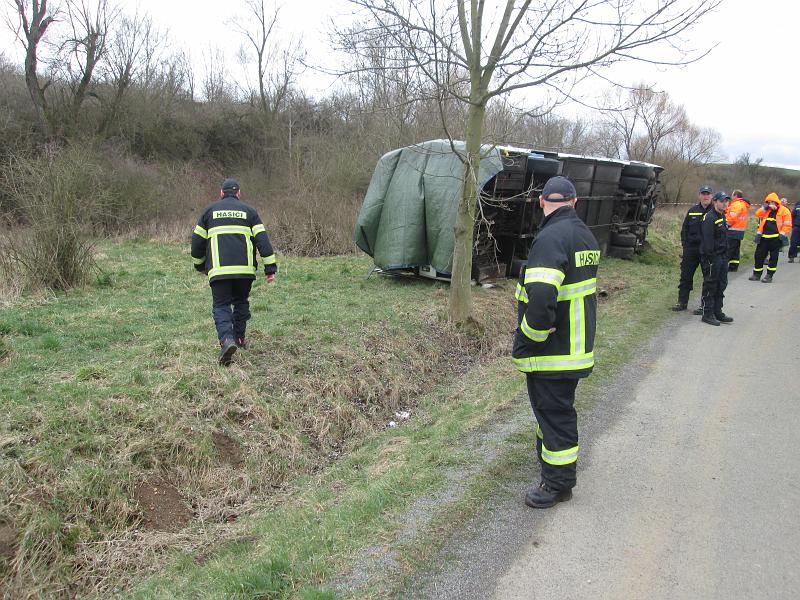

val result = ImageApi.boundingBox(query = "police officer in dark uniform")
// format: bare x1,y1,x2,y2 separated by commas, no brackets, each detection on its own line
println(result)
699,191,733,326
191,179,278,364
672,185,713,312
512,176,599,508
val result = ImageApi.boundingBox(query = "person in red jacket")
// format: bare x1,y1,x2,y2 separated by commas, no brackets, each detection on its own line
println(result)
748,192,792,283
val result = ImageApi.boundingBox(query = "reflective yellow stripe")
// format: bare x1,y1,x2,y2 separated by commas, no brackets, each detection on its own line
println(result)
252,224,266,235
521,315,550,343
753,267,763,272
541,443,579,465
714,218,723,225
246,234,253,269
515,282,529,303
570,298,585,355
767,267,777,272
513,352,594,372
262,254,277,265
194,225,208,238
524,267,565,288
208,225,253,237
765,218,776,222
729,227,746,231
212,235,220,270
192,256,205,265
557,278,596,301
762,233,779,238
536,424,543,440
729,259,740,265
208,265,257,278
688,212,703,216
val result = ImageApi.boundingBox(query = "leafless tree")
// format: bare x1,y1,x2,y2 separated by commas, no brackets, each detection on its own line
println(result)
54,0,118,133
96,10,159,135
7,0,57,138
231,0,304,124
339,0,721,324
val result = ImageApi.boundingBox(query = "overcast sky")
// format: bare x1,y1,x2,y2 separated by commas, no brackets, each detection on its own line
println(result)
1,0,798,169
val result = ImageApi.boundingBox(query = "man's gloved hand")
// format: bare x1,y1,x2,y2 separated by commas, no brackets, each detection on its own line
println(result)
780,234,789,247
266,273,275,283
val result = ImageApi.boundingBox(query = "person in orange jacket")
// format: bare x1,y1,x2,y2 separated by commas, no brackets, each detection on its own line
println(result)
725,189,751,271
748,192,792,283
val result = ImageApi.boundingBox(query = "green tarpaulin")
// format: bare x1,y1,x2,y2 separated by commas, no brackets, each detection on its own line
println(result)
354,139,504,274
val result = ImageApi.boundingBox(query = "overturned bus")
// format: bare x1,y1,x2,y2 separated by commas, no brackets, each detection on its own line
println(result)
354,139,663,281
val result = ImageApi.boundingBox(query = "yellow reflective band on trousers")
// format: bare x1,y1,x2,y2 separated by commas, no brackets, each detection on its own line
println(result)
513,352,594,372
263,254,277,265
521,315,550,342
194,225,208,238
536,424,543,440
524,267,565,288
541,443,579,465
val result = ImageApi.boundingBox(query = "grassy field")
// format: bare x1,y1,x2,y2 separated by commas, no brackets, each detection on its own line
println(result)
0,209,733,599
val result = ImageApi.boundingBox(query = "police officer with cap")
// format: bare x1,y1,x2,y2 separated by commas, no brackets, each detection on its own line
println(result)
191,179,278,364
673,185,713,313
699,191,733,326
512,175,600,508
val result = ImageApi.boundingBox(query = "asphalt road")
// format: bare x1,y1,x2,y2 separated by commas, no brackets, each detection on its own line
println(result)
412,264,800,600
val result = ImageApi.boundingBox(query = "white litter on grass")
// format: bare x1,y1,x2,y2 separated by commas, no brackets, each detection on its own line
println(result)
388,421,398,428
395,411,410,420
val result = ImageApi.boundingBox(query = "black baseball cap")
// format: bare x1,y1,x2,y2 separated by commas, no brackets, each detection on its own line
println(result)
541,176,577,201
221,178,240,191
712,191,730,201
699,185,712,193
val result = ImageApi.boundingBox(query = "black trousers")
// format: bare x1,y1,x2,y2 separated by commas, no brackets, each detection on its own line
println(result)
753,238,782,276
210,279,253,342
677,245,702,304
526,375,580,491
700,256,728,317
789,228,800,259
727,238,742,269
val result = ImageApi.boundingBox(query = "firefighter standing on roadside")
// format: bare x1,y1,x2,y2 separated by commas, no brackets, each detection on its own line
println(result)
512,176,599,509
191,179,277,365
749,192,792,283
699,192,733,326
725,189,751,271
672,185,713,312
788,199,800,262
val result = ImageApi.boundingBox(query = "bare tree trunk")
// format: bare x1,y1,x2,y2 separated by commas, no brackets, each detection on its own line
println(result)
13,0,56,138
449,100,485,325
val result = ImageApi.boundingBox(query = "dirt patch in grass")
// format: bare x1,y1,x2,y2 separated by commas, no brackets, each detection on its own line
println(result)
212,431,244,468
133,477,192,532
0,522,16,561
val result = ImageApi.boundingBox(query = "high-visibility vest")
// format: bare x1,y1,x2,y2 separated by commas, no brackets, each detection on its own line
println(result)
755,193,792,240
725,198,751,233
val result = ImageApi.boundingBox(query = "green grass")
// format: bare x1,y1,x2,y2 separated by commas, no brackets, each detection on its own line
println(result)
1,212,701,599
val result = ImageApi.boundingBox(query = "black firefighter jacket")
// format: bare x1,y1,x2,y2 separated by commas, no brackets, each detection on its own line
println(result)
700,206,729,261
512,206,600,379
191,194,277,283
680,202,710,247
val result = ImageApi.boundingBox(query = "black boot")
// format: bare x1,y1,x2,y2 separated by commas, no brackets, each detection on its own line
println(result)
235,336,248,349
701,314,720,326
789,257,795,263
748,273,760,281
524,481,573,509
219,337,237,365
728,265,738,272
692,307,704,316
762,273,773,283
671,302,687,311
715,313,733,323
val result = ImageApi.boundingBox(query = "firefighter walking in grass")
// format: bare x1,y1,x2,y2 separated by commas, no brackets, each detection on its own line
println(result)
749,192,792,283
191,179,277,365
513,176,599,509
